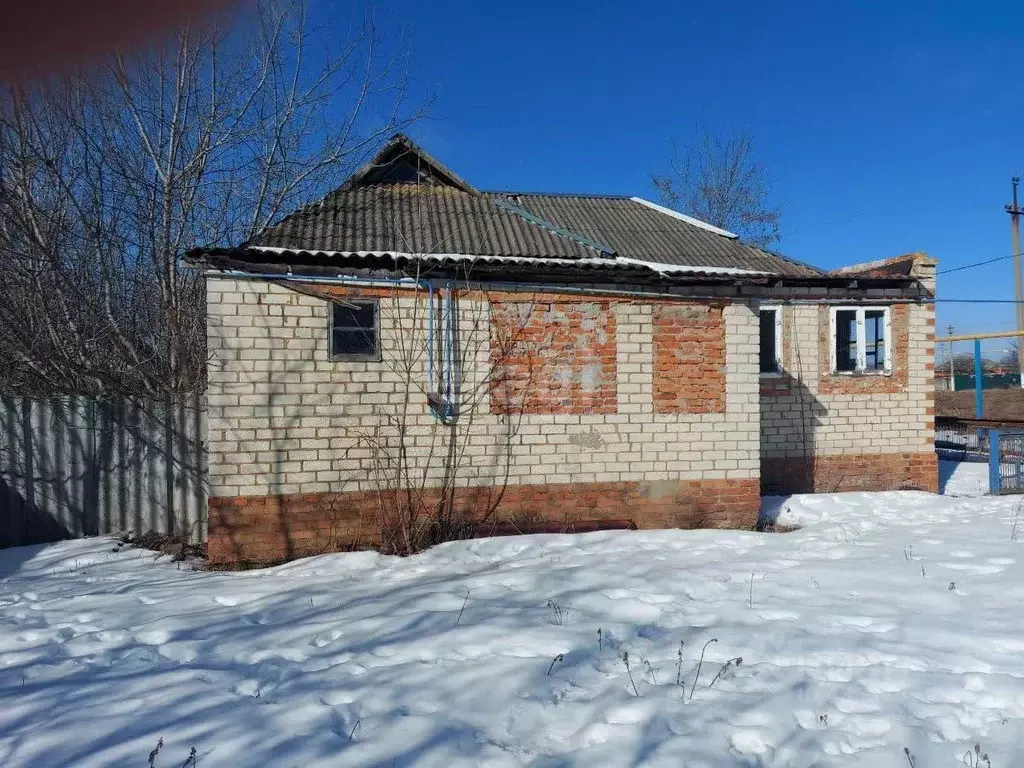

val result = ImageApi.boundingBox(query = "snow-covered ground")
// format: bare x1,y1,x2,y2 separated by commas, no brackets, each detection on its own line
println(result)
939,459,990,497
3,491,1024,766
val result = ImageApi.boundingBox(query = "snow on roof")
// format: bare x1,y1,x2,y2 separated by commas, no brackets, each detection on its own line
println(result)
629,197,739,239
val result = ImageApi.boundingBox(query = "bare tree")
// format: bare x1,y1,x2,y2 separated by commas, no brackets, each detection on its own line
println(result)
0,0,422,398
351,269,535,556
999,341,1020,371
652,129,781,248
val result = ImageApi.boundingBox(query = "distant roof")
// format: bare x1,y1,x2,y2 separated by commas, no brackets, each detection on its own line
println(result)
211,135,823,277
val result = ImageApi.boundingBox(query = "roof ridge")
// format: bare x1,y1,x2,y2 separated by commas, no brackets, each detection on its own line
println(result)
484,190,632,200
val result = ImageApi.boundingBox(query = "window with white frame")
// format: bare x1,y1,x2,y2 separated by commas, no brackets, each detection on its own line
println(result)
830,306,891,374
759,306,782,375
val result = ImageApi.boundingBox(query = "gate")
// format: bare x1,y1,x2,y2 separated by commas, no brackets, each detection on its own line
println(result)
989,430,1024,495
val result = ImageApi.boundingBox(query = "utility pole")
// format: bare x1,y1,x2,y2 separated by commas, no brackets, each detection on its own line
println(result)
1006,177,1024,386
947,324,955,391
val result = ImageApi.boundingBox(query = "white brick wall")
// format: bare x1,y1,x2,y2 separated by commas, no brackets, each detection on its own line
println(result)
760,303,933,458
207,279,761,498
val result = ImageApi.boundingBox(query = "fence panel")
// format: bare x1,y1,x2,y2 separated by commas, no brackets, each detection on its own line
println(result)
990,430,1024,495
0,395,207,548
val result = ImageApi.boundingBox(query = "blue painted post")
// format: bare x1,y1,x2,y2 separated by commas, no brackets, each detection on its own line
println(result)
989,430,1001,495
974,338,984,419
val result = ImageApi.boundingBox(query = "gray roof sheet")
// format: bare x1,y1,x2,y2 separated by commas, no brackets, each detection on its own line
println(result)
241,135,821,277
249,185,599,259
489,193,819,277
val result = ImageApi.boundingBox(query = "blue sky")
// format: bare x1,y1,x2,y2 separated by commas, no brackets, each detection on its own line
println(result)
367,0,1022,345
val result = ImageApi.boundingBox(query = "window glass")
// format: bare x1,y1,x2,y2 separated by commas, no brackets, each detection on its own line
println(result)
331,300,378,358
864,310,886,371
834,310,858,372
759,309,779,373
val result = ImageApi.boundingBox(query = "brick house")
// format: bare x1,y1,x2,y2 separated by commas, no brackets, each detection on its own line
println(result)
187,135,937,564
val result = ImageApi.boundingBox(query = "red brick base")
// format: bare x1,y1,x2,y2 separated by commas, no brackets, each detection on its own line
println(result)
207,477,762,565
760,452,938,496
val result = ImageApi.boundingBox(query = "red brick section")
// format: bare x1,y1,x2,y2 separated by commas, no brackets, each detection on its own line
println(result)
818,304,910,395
653,303,726,413
490,300,617,415
207,478,761,565
761,452,938,496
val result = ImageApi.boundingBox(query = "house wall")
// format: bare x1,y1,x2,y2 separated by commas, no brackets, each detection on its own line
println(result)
759,301,936,494
205,278,762,563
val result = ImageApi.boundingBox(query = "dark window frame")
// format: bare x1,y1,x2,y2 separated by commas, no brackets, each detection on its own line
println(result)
328,299,381,362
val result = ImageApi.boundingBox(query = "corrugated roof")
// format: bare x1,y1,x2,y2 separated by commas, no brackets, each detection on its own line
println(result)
248,184,600,259
488,193,820,277
239,135,822,277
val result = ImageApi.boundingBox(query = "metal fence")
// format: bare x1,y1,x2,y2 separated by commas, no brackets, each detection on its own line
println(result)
935,418,990,463
990,430,1024,495
0,395,207,548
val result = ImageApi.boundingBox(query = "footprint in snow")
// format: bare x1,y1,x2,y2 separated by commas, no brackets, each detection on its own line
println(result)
310,628,344,648
136,629,173,645
319,690,356,707
944,562,1003,575
730,730,773,758
832,697,881,715
759,610,799,621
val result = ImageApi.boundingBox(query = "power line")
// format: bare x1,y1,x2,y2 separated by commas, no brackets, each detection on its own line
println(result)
937,252,1020,275
936,298,1024,304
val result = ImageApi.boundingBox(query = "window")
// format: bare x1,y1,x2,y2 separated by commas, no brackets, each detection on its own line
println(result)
830,306,891,374
330,300,379,360
759,306,782,374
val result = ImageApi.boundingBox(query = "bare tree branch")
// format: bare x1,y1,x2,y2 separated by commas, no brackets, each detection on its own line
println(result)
0,0,426,397
652,128,781,248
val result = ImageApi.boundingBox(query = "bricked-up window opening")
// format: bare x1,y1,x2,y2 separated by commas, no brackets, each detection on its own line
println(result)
759,307,782,374
830,306,891,374
330,300,379,360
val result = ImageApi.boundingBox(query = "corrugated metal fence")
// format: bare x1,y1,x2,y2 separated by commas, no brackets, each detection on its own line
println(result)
0,396,207,548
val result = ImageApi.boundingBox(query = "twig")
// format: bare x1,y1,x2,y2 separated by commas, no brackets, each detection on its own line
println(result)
547,653,564,676
148,738,164,768
181,747,197,768
748,572,754,608
675,641,685,686
643,658,658,685
904,746,916,767
689,638,718,700
707,657,743,688
597,627,602,652
455,590,470,626
348,719,361,742
623,651,639,696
